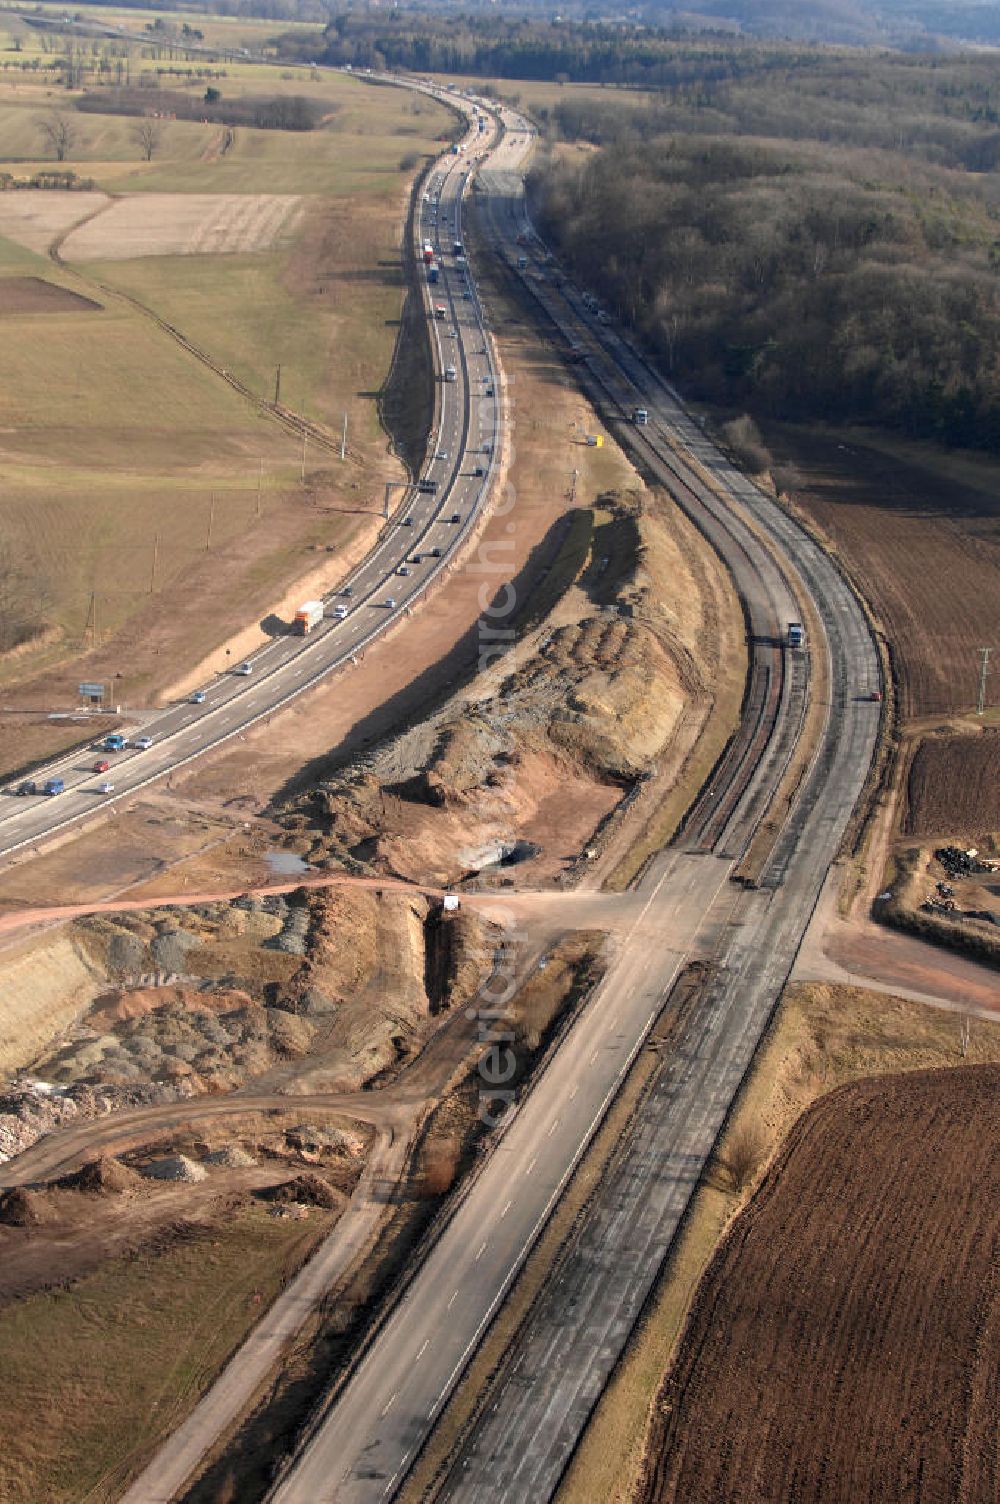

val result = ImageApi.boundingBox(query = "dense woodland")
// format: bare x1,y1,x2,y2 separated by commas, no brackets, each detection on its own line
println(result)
59,0,1000,49
529,51,1000,450
282,17,828,84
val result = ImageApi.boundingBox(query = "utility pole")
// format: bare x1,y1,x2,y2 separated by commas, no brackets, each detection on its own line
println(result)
206,492,215,551
84,589,98,649
341,411,348,461
976,646,992,715
301,430,307,483
274,364,281,406
256,458,263,520
149,533,159,594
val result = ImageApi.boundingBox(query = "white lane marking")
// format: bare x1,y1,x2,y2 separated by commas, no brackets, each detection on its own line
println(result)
589,1049,599,1065
547,1118,559,1138
416,1339,430,1361
525,1155,537,1176
475,1241,487,1262
569,1084,578,1101
380,1393,397,1418
447,1289,459,1310
501,1199,512,1218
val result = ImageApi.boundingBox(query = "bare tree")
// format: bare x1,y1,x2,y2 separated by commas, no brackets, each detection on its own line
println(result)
38,110,75,162
133,116,162,162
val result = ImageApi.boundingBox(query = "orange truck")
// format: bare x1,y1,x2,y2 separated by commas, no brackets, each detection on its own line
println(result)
294,600,324,634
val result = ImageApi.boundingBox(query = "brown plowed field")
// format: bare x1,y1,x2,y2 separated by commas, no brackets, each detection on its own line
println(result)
0,276,101,315
903,729,1000,839
768,427,1000,719
641,1066,1000,1504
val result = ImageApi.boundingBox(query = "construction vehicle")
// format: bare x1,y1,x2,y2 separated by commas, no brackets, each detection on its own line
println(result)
294,600,324,635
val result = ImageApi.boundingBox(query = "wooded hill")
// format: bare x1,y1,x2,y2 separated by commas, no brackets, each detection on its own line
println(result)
530,51,1000,450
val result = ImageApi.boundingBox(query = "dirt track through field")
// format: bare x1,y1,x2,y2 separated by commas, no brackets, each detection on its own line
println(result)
0,190,109,253
641,1065,1000,1504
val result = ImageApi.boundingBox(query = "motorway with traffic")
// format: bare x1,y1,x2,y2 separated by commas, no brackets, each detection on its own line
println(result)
0,110,498,862
265,93,882,1504
0,76,883,1504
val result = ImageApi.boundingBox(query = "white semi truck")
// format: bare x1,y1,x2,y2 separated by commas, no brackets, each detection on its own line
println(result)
295,600,324,634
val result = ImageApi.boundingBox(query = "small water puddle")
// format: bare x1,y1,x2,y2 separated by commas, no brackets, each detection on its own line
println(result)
265,849,311,876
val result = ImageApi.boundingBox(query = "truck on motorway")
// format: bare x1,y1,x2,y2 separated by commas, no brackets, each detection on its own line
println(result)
103,733,127,752
44,776,65,796
516,255,528,270
444,364,457,382
294,600,324,635
453,239,463,255
434,303,447,320
633,407,649,425
787,621,805,648
428,263,439,284
422,242,434,264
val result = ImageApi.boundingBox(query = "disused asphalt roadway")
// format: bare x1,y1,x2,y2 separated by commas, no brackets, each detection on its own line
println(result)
0,116,499,864
267,96,881,1504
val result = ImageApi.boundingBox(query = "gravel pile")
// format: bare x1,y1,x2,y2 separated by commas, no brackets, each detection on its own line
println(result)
204,1144,257,1168
141,1154,207,1183
150,928,200,973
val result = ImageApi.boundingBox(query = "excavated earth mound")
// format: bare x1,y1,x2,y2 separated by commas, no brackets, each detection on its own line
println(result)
259,1172,341,1209
60,1156,143,1195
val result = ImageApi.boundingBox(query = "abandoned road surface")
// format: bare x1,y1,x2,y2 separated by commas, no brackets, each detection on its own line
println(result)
266,92,880,1504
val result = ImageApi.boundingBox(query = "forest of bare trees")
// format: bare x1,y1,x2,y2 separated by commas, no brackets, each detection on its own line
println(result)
531,51,1000,450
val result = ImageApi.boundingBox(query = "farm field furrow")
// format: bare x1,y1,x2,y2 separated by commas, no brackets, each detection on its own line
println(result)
769,426,1000,719
641,1065,1000,1504
904,728,1000,839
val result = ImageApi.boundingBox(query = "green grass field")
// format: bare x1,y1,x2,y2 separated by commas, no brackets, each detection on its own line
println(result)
0,53,451,721
435,72,664,116
0,1203,335,1504
0,0,325,57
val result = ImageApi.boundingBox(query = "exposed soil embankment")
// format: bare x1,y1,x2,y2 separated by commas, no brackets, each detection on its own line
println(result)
280,490,705,888
0,886,492,1162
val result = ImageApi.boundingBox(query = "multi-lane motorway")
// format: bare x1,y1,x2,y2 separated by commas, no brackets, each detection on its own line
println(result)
1,76,882,1504
0,111,497,862
265,93,882,1504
